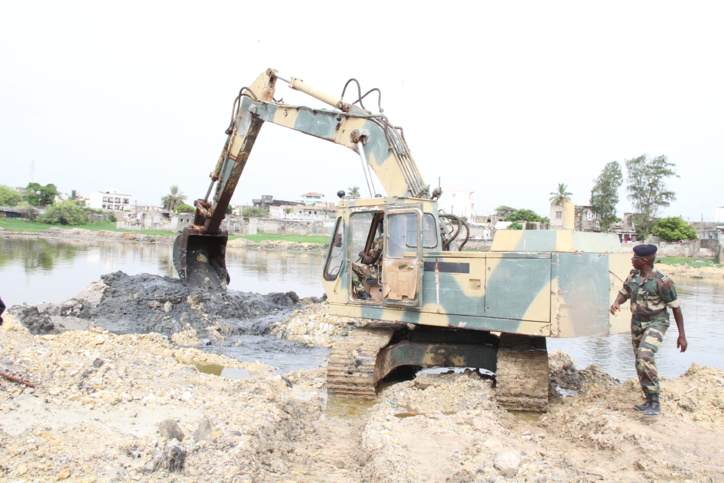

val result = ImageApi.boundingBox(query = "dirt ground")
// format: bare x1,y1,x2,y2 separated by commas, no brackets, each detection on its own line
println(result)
1,276,723,482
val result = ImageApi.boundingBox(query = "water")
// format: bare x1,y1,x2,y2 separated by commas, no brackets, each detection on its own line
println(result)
1,236,722,381
0,236,326,306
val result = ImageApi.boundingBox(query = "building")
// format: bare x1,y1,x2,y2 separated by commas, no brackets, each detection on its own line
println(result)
438,190,475,220
251,195,302,210
298,192,326,205
269,204,336,221
88,189,133,212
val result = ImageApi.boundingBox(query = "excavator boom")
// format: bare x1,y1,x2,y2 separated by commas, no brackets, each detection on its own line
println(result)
174,69,430,289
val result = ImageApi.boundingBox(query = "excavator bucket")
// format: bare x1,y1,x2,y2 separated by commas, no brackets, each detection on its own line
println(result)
173,227,230,291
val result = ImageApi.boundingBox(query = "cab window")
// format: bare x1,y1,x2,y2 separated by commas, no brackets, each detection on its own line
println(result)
323,217,344,281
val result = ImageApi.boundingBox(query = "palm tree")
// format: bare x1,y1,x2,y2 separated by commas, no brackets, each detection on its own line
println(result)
347,186,361,198
162,185,186,211
549,183,572,205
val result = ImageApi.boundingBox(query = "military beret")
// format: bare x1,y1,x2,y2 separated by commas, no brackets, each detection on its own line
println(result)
633,244,657,256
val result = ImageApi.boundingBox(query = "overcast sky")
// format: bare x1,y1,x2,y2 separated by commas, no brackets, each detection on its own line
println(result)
1,1,722,221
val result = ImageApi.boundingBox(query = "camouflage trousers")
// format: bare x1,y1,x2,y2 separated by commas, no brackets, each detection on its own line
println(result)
631,317,670,395
351,262,380,296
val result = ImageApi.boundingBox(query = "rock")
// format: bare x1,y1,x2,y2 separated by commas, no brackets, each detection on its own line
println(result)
146,442,187,473
193,415,215,442
494,450,521,477
56,468,71,480
159,419,185,441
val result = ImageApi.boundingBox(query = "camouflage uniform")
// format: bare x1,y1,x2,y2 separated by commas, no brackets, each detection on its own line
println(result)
619,268,681,395
351,236,383,297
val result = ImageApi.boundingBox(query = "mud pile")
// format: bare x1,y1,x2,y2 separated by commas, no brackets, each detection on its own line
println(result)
9,271,302,339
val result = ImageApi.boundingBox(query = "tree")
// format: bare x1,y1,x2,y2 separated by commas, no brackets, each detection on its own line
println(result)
161,185,186,211
26,182,59,207
174,204,195,213
0,185,23,206
39,200,89,225
626,154,678,239
242,206,268,218
652,217,698,241
347,186,361,198
495,205,517,218
590,161,623,232
504,209,545,223
508,222,523,230
549,183,572,206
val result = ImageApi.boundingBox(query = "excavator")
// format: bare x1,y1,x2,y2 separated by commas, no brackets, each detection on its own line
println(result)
174,68,632,412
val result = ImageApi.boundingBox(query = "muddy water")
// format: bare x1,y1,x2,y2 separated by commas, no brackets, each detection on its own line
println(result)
1,237,722,381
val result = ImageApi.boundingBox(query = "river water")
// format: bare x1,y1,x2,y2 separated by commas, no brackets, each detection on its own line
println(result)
1,236,722,382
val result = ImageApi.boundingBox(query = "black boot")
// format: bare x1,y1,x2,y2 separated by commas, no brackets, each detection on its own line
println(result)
644,393,660,416
634,393,651,411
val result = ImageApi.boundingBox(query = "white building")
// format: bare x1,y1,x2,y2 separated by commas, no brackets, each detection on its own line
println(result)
88,189,133,211
298,192,326,205
439,190,475,220
269,204,336,220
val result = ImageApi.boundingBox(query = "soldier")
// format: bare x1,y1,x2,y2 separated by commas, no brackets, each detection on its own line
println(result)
610,244,687,416
351,225,384,300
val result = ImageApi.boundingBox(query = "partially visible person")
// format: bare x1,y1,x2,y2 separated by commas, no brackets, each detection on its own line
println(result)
610,244,687,416
0,295,5,326
351,225,384,300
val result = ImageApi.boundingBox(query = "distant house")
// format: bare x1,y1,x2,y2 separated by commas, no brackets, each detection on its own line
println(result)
298,192,326,205
252,195,302,210
269,204,336,221
438,190,475,220
0,206,28,218
88,189,133,211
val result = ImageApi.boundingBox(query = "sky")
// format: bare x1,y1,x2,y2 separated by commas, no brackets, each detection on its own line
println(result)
1,1,722,222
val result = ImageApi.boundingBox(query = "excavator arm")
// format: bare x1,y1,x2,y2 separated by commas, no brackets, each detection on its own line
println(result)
174,68,432,290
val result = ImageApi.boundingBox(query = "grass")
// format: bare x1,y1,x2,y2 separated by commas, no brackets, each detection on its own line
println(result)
658,256,723,268
233,233,329,244
1,219,328,244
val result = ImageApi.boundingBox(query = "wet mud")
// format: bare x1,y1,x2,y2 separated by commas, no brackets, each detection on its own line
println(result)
9,271,308,339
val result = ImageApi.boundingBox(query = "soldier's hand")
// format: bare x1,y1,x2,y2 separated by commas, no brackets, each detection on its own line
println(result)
677,336,688,353
609,303,620,315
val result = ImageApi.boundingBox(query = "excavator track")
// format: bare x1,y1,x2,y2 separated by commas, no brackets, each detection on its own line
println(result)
495,333,550,412
326,325,398,399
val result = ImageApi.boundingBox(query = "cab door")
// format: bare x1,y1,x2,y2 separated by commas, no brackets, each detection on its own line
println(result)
382,206,423,308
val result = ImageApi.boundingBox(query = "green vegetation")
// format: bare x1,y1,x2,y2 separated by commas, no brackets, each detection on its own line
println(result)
658,257,722,268
242,206,269,218
626,154,678,239
504,209,548,224
26,182,60,207
590,161,623,232
0,185,24,206
174,204,195,213
233,233,329,244
549,183,572,206
652,217,698,241
1,218,328,243
39,200,90,225
161,185,186,211
0,218,175,236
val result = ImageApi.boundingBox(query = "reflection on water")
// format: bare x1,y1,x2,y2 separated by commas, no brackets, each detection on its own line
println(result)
0,236,325,306
1,236,721,381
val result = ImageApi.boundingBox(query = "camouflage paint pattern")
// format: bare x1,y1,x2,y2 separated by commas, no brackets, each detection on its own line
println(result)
631,318,669,394
322,197,632,339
